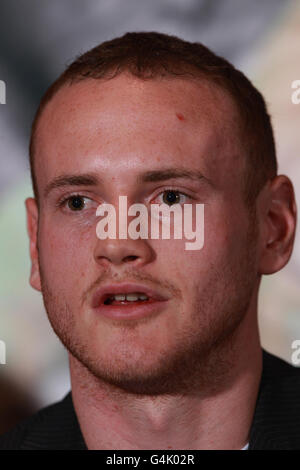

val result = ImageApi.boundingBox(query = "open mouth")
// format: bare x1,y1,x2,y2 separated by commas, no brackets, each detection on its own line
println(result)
103,292,150,306
91,283,169,320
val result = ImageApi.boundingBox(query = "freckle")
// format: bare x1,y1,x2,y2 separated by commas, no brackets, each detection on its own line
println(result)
176,113,184,121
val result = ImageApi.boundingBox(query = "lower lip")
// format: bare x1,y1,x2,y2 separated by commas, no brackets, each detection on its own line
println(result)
93,300,169,321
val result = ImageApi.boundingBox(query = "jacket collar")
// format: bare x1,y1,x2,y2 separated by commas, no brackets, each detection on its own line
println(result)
249,350,300,449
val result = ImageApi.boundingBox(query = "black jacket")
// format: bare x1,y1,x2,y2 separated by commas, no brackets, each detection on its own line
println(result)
0,350,299,450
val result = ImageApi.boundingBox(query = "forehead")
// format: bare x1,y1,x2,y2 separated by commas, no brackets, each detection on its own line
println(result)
34,73,244,191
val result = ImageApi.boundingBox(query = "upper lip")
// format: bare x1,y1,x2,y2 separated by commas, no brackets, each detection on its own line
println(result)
91,282,170,307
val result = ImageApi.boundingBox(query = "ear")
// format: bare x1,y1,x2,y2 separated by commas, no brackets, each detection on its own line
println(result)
258,175,297,275
25,197,42,291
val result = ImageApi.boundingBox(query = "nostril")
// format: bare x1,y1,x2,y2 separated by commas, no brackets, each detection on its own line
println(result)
123,255,139,263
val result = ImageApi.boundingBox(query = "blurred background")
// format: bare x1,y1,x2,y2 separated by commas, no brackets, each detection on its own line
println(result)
0,0,299,434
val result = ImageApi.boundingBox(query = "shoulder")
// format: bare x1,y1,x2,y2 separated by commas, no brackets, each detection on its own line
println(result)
249,350,300,449
262,349,300,379
260,349,300,397
0,392,86,450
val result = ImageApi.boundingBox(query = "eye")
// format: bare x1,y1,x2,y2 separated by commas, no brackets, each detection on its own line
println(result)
156,190,189,206
62,195,93,211
68,195,86,211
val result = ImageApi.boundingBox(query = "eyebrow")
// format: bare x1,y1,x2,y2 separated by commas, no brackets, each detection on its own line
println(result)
44,174,100,198
43,168,208,198
138,168,206,184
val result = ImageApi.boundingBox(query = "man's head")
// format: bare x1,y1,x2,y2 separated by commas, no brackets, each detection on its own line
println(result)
25,32,296,395
29,32,277,206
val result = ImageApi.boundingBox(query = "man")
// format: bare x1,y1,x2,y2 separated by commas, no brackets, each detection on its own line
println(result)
0,32,298,450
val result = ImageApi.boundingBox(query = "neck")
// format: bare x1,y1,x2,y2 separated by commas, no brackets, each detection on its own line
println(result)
69,312,262,450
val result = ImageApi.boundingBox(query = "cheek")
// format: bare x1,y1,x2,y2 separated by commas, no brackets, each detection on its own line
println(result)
151,207,249,298
150,239,205,292
204,202,250,262
38,217,95,281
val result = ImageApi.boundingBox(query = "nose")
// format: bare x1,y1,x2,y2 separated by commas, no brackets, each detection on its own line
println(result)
94,237,155,268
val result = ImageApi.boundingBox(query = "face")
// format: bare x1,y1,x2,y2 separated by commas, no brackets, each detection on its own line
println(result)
26,74,260,394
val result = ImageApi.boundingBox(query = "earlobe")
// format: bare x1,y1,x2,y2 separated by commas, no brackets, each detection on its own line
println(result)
258,175,297,275
25,197,42,292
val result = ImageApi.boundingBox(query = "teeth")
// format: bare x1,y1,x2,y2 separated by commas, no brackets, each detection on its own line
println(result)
109,292,149,302
126,294,140,301
114,294,126,301
138,294,148,300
